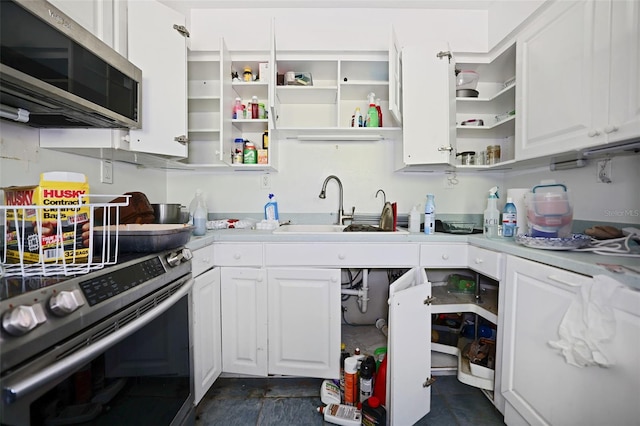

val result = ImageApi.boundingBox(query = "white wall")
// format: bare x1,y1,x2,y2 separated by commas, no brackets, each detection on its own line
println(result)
0,122,168,203
503,155,640,225
487,1,546,49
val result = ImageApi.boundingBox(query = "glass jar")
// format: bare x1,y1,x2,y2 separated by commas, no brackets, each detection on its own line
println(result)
487,145,501,165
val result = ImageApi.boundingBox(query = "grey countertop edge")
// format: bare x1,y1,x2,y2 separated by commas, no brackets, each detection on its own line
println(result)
186,229,640,290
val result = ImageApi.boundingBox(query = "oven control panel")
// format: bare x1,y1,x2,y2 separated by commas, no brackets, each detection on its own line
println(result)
79,257,165,306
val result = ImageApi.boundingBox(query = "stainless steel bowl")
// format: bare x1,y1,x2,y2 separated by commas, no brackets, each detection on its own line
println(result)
151,203,182,224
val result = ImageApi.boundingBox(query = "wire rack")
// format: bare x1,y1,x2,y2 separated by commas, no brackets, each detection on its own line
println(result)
1,194,130,277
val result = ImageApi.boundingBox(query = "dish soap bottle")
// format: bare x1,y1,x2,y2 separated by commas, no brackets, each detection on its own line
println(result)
190,190,207,236
424,194,435,235
502,197,517,238
367,92,379,128
264,193,279,221
484,186,500,239
409,205,420,233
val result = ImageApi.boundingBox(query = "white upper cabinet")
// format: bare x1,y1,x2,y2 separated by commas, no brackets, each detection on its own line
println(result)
128,0,188,158
399,43,456,167
516,0,640,160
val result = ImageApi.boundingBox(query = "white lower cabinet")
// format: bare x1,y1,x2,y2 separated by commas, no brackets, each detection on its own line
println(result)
502,255,640,425
192,266,222,405
267,268,341,378
220,267,268,376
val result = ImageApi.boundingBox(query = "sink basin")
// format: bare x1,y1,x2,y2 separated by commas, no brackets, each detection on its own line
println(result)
272,224,409,234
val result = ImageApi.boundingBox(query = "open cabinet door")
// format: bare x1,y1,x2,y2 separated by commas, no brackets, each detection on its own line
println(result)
387,267,431,425
388,25,402,125
221,38,233,164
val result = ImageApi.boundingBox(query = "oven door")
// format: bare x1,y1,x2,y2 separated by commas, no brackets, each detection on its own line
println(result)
0,275,194,426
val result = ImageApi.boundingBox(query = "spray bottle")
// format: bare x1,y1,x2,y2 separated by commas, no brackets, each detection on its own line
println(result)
367,92,379,128
483,186,500,239
424,194,435,235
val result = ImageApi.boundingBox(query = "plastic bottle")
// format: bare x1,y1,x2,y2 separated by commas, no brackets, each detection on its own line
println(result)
317,403,362,426
375,98,383,127
243,141,257,164
251,96,259,119
339,344,350,404
359,356,376,403
484,186,500,238
321,380,341,405
264,193,279,221
343,357,358,406
351,107,363,128
502,197,517,238
372,354,387,405
424,194,435,235
233,97,243,119
190,190,207,236
408,205,420,233
188,189,205,223
362,396,386,426
367,92,379,128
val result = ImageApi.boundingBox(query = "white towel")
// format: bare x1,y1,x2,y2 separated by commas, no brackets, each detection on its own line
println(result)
548,275,624,368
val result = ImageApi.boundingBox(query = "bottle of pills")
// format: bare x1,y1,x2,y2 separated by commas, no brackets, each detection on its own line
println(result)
243,67,252,82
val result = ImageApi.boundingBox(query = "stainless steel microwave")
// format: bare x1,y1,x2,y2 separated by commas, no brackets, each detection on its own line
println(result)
0,0,142,129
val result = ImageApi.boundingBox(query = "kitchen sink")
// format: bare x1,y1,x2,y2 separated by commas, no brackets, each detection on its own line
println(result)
272,224,409,234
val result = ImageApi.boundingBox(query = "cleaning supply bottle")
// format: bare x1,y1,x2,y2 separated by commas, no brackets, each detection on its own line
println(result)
339,344,350,403
359,356,376,403
343,356,358,406
502,197,517,238
362,396,386,426
190,190,207,236
367,92,379,128
317,403,362,426
409,205,420,233
484,186,500,239
264,193,279,221
233,97,243,119
351,107,363,127
424,194,435,235
188,189,206,224
375,98,383,127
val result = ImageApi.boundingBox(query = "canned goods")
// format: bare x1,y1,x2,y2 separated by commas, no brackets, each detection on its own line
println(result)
487,145,501,165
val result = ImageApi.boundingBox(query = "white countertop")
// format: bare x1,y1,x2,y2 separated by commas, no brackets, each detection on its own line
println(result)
186,228,640,290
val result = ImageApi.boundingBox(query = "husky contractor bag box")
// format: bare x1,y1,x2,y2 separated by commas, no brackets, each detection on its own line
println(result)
3,172,90,263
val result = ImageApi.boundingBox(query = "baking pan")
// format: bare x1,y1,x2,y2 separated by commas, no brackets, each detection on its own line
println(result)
94,224,193,253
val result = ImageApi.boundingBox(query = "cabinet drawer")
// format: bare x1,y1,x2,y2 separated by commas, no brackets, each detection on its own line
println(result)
265,243,418,267
213,243,263,266
192,244,215,278
468,245,503,280
419,243,468,267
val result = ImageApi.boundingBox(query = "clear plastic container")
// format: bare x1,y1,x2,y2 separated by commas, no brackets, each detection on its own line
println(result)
456,70,480,90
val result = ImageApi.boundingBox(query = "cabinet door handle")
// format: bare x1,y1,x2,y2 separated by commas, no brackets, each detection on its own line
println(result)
338,253,346,260
474,258,484,264
604,125,619,134
588,129,601,137
441,254,449,260
233,253,241,260
548,275,581,287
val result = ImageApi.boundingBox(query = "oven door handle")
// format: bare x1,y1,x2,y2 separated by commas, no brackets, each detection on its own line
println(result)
2,278,194,405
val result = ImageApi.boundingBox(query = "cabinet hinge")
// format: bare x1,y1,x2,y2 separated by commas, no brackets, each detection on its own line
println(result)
424,296,436,305
173,24,190,38
436,51,452,63
174,135,189,145
438,146,453,152
423,376,436,388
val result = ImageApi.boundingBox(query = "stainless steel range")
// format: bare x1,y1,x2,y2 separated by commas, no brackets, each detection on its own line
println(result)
0,248,194,426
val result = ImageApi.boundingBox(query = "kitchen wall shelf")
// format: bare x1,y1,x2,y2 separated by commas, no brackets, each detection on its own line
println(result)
455,44,517,164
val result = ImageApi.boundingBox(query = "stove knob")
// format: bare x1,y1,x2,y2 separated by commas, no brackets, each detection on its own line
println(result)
49,289,85,316
167,248,193,267
2,304,47,336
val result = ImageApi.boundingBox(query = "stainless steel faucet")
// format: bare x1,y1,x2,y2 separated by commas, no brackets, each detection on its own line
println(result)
318,175,355,225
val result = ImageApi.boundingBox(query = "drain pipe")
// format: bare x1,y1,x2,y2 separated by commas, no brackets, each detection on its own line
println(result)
341,269,369,313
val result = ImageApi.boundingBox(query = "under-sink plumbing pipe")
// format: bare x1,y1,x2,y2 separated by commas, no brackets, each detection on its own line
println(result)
341,269,369,313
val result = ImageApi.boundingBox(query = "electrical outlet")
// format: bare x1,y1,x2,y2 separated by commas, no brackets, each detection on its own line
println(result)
597,159,612,183
260,173,271,189
101,160,113,184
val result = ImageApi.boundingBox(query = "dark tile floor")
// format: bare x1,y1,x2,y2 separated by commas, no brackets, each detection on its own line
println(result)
195,375,505,425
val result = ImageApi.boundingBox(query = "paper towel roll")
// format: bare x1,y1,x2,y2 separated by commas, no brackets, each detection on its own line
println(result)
507,188,530,235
